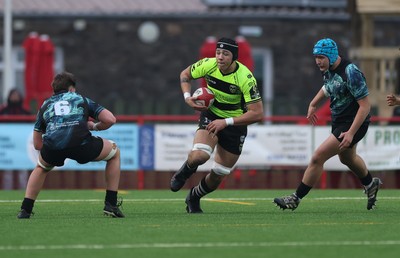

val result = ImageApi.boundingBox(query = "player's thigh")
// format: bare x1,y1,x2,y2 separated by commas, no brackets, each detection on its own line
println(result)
338,143,357,162
95,138,118,161
188,129,217,162
313,134,341,162
193,129,218,146
38,154,53,167
214,145,240,167
39,145,65,167
38,153,56,170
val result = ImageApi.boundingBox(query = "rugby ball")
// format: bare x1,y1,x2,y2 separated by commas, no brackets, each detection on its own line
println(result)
192,87,215,108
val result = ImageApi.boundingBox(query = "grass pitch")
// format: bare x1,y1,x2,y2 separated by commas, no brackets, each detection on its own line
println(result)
1,189,399,258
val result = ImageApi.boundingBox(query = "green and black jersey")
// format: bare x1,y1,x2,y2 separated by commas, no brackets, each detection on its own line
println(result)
190,57,262,118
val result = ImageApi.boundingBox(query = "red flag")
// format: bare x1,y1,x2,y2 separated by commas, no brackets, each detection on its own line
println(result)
235,36,254,72
36,34,54,106
23,31,40,110
199,36,217,87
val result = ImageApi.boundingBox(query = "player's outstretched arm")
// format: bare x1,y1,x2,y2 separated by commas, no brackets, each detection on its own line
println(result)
307,88,326,125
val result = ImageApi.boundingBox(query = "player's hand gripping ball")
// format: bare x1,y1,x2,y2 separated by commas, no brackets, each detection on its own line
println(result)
192,87,215,108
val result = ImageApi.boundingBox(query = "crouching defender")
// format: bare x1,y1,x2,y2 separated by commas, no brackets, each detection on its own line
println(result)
170,37,264,213
17,72,124,219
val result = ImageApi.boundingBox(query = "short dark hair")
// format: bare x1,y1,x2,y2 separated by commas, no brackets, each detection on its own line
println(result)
51,72,76,93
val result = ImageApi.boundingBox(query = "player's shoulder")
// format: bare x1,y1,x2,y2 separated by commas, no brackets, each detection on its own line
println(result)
191,57,217,76
236,61,256,81
203,57,216,63
236,61,252,73
65,91,85,100
194,57,217,67
337,58,355,73
345,62,361,73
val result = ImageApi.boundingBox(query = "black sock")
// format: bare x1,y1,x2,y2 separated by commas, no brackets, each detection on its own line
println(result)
192,177,214,199
295,182,312,199
21,198,35,213
105,190,118,205
360,171,373,186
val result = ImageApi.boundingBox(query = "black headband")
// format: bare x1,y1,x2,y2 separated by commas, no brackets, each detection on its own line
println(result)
216,38,238,61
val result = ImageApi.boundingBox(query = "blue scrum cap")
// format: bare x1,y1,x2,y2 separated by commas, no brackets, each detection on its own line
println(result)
313,38,339,65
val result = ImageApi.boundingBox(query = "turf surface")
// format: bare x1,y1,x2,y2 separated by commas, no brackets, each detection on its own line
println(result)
1,189,399,258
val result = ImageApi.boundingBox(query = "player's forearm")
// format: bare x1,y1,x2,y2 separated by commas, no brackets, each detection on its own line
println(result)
180,66,192,99
229,101,264,126
309,88,326,108
348,98,370,135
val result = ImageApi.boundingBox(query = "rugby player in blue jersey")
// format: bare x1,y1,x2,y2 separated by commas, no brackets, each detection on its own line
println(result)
17,72,124,218
274,38,382,211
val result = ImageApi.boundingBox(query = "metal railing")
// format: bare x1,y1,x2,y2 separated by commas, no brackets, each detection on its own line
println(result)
2,114,400,124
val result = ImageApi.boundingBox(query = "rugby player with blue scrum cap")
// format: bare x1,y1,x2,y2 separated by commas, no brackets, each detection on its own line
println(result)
274,38,382,211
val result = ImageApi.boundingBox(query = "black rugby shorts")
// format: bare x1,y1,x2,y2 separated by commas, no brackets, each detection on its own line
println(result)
40,136,104,167
331,122,369,148
198,110,247,155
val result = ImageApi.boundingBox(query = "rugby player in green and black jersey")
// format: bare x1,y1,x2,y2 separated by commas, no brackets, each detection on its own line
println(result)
170,37,264,213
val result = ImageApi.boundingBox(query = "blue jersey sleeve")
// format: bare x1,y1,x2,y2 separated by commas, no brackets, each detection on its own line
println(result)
34,110,46,133
85,97,105,119
346,64,369,100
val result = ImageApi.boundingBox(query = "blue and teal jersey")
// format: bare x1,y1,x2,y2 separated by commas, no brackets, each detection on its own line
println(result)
321,59,370,124
34,91,104,149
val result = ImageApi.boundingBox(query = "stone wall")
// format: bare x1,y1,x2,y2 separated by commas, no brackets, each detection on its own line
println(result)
4,17,400,115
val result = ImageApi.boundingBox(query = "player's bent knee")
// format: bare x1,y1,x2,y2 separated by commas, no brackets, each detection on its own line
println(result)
103,140,118,161
212,162,232,176
192,143,213,157
37,159,54,171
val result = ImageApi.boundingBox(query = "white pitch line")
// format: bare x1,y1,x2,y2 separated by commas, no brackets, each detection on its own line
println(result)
1,196,400,203
1,240,400,251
